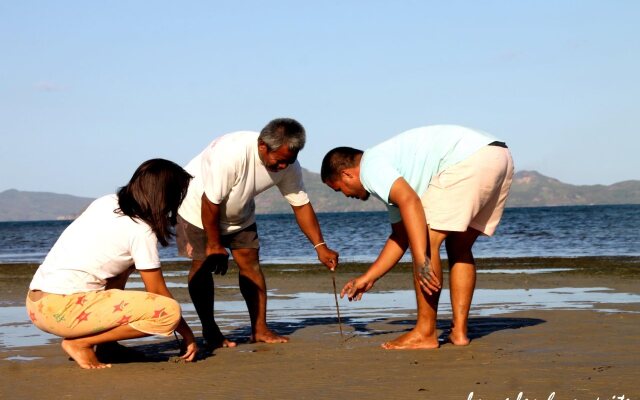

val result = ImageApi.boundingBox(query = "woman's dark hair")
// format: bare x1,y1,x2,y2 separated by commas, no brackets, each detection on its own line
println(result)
116,159,192,246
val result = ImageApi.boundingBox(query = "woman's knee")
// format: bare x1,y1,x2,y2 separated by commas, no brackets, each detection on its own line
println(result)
135,296,182,335
161,297,182,329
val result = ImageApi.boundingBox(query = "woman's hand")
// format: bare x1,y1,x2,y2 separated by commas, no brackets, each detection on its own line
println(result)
180,335,198,362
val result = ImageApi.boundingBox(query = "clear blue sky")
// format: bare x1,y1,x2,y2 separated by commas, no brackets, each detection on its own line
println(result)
1,1,638,198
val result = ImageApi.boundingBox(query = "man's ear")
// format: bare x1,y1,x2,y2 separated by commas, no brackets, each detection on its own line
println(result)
341,169,355,179
257,139,270,155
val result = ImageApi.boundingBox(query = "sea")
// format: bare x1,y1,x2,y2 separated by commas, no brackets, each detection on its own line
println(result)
1,204,639,265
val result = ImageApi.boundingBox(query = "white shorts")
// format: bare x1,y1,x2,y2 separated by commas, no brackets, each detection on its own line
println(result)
421,144,514,236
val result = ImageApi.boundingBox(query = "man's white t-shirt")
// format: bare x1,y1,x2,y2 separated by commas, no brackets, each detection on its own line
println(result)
178,131,310,233
29,195,161,294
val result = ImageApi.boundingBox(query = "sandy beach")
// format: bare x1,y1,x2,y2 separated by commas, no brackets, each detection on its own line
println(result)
1,257,638,399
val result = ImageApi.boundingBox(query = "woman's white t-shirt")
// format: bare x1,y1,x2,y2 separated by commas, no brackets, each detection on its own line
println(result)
29,195,161,294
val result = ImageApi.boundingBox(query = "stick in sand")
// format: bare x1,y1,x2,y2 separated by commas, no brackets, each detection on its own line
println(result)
331,273,344,340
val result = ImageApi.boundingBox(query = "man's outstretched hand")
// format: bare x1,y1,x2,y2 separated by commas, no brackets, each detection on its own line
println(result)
341,276,375,301
202,253,229,275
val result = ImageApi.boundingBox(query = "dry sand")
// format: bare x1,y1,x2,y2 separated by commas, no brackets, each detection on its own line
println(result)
1,257,638,400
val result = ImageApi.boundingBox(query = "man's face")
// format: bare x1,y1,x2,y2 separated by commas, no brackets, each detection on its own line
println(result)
258,141,298,172
326,173,370,201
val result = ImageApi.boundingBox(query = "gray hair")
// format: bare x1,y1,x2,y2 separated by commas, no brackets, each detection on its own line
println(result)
259,118,306,152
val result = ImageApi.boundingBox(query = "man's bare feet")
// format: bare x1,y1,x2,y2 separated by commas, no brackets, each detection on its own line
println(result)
204,335,237,350
448,330,470,346
251,330,289,344
61,340,112,369
203,327,238,350
381,329,439,350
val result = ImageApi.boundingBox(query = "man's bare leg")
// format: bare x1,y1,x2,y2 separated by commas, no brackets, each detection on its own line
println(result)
445,228,481,346
231,248,288,343
188,259,236,348
382,228,447,350
62,324,148,369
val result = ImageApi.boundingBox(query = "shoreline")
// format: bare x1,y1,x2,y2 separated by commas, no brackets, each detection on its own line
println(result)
2,254,639,272
1,257,638,399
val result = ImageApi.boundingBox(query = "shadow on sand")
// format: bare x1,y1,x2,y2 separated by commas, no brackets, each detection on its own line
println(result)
109,315,545,364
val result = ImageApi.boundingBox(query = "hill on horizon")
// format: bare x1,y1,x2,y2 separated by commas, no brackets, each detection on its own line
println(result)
0,189,94,222
2,170,640,221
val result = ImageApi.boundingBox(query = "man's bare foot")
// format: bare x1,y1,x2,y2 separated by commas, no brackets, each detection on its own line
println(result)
381,329,439,350
203,328,238,350
251,330,289,344
204,336,237,349
448,330,470,346
61,340,111,369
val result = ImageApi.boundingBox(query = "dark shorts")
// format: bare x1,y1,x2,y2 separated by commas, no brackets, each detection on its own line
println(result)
176,215,260,261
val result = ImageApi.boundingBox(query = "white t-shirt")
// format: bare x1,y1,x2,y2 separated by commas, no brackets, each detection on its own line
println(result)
29,195,161,294
178,131,310,233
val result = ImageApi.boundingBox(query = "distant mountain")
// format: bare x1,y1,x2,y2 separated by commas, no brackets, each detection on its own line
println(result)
2,170,640,221
254,169,385,214
508,170,640,207
0,189,93,221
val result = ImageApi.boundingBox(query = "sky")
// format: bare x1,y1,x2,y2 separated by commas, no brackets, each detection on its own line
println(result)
1,1,639,198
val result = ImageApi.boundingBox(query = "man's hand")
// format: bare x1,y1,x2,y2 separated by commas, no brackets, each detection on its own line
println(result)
202,248,229,275
340,275,375,301
415,258,441,295
316,245,339,271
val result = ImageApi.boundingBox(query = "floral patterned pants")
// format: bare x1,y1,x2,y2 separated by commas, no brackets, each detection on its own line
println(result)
26,289,181,338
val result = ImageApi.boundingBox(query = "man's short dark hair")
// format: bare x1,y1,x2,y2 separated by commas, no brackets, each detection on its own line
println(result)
321,147,363,183
259,118,306,152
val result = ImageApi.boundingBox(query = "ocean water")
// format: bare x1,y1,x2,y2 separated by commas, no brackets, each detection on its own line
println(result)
0,204,639,264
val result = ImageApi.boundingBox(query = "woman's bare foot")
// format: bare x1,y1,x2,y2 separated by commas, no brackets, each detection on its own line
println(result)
381,329,439,350
61,340,111,369
251,329,289,344
95,341,147,362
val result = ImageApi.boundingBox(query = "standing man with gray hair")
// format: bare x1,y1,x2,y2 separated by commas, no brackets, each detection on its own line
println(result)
177,118,339,349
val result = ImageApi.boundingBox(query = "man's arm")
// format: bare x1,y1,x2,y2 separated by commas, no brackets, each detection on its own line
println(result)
389,177,441,294
341,220,408,300
342,177,441,300
201,193,227,257
200,194,230,275
291,202,339,271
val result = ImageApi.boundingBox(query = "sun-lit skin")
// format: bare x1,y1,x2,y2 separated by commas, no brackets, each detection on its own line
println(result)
325,167,370,201
257,140,298,172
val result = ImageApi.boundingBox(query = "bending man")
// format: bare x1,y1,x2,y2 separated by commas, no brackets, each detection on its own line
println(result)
321,125,513,349
178,117,339,348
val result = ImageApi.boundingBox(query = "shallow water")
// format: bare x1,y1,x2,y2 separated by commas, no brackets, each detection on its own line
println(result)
2,285,639,352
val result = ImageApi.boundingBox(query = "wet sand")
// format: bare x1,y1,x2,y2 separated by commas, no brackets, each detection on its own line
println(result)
1,257,638,399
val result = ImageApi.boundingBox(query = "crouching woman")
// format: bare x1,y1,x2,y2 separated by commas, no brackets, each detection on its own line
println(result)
26,159,198,369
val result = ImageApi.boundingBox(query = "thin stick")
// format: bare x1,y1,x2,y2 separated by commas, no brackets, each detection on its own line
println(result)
331,273,344,340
